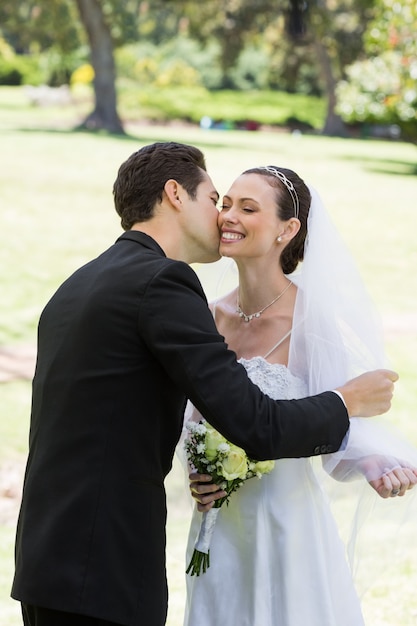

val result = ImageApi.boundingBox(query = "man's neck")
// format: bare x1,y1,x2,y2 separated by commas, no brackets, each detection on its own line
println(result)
130,222,185,262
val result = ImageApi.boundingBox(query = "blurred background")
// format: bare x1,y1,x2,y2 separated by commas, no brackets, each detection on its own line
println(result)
0,0,416,140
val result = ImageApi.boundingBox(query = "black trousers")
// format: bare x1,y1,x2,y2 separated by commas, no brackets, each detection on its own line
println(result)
21,604,123,626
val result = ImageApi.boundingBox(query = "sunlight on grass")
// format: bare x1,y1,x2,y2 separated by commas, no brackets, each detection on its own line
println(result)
0,383,30,459
119,86,326,128
0,527,21,626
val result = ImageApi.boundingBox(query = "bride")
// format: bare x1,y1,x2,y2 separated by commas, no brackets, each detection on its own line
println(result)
183,165,417,626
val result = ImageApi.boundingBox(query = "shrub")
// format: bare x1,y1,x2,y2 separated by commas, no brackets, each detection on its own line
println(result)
337,52,417,140
0,59,22,85
115,38,221,89
0,55,44,86
71,63,94,86
155,60,202,88
229,46,270,90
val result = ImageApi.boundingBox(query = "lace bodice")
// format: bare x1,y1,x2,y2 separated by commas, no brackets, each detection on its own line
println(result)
238,357,308,401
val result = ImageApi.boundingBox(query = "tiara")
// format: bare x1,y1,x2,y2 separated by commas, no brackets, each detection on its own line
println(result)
259,166,300,219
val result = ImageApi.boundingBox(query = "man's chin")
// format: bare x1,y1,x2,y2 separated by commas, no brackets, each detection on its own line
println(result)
199,251,221,264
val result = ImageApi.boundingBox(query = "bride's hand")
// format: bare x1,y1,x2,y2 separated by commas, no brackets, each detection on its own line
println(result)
368,466,417,499
189,472,226,512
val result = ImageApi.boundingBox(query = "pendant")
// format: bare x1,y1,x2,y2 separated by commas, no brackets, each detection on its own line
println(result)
238,310,261,322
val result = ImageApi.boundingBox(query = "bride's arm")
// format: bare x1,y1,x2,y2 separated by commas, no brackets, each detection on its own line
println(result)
323,417,417,498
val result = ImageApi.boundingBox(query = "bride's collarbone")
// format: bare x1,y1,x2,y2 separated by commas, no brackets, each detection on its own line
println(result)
225,328,290,365
224,312,290,337
214,301,292,362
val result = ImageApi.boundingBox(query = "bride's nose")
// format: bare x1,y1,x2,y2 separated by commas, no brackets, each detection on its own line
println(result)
219,207,238,225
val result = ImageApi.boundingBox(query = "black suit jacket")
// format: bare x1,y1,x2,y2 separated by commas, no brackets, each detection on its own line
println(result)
12,231,349,625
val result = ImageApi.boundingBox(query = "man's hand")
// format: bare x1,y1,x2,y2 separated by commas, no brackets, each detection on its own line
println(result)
189,472,226,512
336,369,398,417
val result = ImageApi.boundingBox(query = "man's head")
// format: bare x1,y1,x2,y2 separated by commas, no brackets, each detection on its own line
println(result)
113,142,207,230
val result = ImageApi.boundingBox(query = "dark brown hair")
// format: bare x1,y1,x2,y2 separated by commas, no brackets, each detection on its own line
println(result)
243,166,311,274
113,142,207,230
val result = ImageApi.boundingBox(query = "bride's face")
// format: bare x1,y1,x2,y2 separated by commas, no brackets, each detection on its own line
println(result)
218,173,283,261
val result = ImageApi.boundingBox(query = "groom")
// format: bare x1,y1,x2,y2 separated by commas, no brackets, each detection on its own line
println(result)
12,142,397,626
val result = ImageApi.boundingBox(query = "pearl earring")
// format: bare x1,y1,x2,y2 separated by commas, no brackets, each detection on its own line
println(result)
277,236,282,242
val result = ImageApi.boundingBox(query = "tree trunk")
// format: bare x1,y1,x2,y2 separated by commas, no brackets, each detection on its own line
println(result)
314,39,347,137
75,0,124,134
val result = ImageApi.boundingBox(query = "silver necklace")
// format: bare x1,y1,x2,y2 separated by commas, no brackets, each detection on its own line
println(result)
236,281,293,323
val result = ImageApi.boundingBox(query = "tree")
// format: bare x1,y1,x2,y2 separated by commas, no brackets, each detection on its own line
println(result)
179,0,375,135
0,0,80,55
171,0,280,88
0,0,82,85
336,0,417,140
288,0,375,136
75,0,124,133
0,0,133,132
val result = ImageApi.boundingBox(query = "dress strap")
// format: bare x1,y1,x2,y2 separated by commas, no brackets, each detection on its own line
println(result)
263,328,292,360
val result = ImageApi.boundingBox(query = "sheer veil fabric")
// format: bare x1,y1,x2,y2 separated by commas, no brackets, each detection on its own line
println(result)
288,186,417,482
285,186,417,592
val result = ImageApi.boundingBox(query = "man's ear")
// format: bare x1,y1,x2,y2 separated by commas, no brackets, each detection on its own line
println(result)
164,179,183,210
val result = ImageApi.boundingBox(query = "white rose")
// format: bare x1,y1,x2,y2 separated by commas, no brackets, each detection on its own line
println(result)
251,460,275,476
205,427,227,461
218,446,248,480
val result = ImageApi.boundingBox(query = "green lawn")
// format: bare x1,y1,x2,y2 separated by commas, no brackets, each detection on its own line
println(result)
118,84,326,128
1,86,416,626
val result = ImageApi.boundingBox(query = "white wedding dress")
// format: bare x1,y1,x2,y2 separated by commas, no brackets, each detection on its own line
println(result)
184,357,365,626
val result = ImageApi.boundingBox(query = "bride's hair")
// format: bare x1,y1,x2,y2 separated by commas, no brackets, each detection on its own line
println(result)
242,167,310,274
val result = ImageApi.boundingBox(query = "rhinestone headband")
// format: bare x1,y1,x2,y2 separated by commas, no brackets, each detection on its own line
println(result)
259,166,300,219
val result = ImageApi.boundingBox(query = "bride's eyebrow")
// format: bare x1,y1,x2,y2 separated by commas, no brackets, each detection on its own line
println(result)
222,194,259,204
240,197,258,203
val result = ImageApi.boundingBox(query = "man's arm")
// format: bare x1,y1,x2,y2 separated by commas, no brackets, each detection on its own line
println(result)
141,263,396,460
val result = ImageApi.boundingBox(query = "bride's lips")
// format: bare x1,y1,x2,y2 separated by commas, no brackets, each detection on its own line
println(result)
220,230,245,243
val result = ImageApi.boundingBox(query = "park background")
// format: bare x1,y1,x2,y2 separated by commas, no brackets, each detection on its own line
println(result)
1,1,417,625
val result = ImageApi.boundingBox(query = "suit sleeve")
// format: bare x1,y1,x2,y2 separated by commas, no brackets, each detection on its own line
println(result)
138,261,350,461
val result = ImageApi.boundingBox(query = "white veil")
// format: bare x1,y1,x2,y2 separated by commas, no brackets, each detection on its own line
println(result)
288,186,385,391
287,186,417,482
286,186,417,596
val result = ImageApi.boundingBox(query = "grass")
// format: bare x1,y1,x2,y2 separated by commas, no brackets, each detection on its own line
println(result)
118,84,326,128
0,86,416,625
0,84,326,131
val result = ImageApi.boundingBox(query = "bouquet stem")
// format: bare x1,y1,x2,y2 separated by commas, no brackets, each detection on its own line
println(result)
186,507,220,576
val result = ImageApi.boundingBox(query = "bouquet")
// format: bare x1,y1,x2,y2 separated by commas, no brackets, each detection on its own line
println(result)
184,419,275,576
